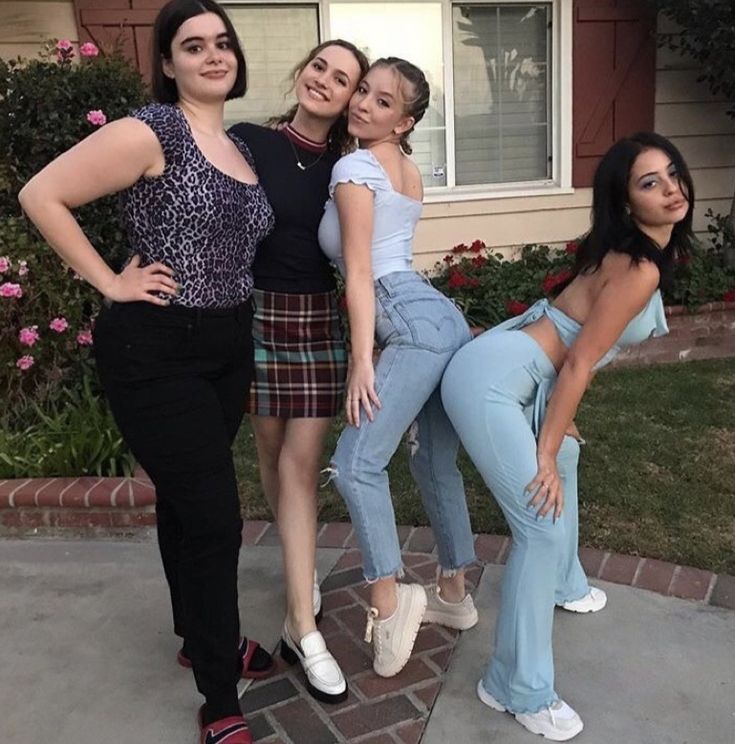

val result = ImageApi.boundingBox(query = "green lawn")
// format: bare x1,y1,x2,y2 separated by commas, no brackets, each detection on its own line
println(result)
234,358,735,575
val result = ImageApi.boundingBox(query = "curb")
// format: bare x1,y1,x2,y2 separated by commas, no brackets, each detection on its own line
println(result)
0,477,733,611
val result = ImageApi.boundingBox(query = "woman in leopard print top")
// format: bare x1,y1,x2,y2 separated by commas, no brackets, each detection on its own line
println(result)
20,2,273,742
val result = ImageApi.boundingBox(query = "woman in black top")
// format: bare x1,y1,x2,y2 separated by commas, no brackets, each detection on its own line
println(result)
21,2,273,741
229,40,368,704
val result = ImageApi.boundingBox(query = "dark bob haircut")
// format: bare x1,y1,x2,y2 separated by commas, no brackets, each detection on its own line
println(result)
575,131,695,288
151,0,247,103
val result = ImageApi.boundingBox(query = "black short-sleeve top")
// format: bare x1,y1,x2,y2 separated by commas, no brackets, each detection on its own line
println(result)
228,122,339,294
118,103,274,309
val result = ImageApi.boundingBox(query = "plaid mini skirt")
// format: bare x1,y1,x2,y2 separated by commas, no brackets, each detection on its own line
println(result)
247,289,347,418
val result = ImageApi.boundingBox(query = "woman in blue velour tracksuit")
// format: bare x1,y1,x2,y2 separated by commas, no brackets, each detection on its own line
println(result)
441,132,695,741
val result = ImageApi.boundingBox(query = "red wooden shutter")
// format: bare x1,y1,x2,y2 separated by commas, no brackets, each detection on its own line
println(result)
73,1,167,84
572,0,656,187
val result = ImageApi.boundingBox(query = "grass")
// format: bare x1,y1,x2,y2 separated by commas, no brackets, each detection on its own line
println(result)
234,358,735,575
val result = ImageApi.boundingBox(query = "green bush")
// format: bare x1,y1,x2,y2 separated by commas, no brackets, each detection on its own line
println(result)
0,40,148,475
431,217,735,328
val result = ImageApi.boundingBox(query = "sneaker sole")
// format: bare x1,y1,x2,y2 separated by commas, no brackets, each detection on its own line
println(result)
373,588,428,678
558,597,607,614
422,607,479,630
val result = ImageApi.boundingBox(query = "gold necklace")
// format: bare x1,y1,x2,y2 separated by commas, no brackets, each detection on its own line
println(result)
285,127,327,171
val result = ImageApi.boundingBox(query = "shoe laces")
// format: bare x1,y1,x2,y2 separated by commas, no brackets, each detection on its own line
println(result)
364,607,379,644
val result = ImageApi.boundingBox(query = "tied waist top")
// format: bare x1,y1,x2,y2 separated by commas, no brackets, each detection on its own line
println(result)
488,289,668,436
119,103,274,309
318,149,423,280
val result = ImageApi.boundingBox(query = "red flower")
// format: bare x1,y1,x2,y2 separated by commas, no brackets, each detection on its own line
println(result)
466,277,480,288
565,241,578,254
447,270,468,289
451,243,469,254
506,299,529,316
443,255,454,265
471,255,486,268
542,270,573,295
723,289,735,302
469,239,486,253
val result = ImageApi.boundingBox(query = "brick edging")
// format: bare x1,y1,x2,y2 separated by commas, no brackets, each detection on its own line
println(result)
1,477,733,610
665,300,735,317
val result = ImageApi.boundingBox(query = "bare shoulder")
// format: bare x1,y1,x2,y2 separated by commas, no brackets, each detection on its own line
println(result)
600,251,660,293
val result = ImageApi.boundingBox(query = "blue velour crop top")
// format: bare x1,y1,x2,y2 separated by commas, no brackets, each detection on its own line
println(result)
490,290,669,371
318,149,423,279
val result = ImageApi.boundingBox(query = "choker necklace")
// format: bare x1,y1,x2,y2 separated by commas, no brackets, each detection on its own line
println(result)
284,124,328,171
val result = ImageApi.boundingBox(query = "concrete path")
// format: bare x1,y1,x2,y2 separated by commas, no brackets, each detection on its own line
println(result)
424,566,735,744
1,538,733,743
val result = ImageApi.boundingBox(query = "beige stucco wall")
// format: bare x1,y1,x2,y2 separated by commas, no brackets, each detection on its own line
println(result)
0,0,78,60
2,3,733,272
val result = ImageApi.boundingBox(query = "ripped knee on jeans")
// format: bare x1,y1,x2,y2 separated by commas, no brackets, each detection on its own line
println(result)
320,464,338,488
407,420,419,457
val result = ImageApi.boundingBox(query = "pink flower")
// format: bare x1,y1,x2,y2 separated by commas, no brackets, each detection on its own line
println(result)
19,326,40,347
56,39,73,52
49,317,69,333
16,355,35,371
86,110,107,127
79,42,99,58
0,256,10,273
0,282,23,298
17,260,28,277
76,329,93,346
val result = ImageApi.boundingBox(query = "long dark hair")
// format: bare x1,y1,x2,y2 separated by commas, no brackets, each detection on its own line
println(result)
266,40,370,155
371,57,430,155
151,0,247,103
575,132,695,286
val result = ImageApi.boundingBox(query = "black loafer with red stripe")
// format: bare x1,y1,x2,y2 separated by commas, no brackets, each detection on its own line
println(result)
198,709,252,744
179,637,275,680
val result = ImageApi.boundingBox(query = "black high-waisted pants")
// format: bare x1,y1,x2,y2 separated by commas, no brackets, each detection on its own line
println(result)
93,299,254,720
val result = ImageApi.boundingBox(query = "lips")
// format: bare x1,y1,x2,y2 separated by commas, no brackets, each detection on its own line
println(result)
349,112,369,125
666,200,687,211
202,70,228,79
306,86,328,102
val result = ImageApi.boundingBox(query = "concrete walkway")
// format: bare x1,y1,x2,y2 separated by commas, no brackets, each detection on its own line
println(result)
1,537,733,743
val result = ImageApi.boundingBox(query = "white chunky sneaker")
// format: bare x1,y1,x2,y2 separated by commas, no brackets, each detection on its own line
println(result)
422,585,479,630
281,625,347,703
477,680,584,741
559,586,607,614
364,583,427,678
313,569,323,623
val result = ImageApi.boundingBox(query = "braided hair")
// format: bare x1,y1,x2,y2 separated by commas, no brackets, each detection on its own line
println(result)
371,57,430,154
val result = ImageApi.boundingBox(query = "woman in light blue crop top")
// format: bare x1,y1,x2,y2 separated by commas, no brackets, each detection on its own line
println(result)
318,59,477,679
441,132,695,741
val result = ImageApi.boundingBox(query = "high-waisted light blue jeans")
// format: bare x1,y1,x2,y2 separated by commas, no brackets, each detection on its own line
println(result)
330,271,476,581
441,328,591,714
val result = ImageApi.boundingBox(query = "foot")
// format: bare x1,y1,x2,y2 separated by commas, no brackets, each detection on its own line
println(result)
178,637,275,680
281,625,347,703
365,583,427,678
422,585,478,630
198,709,252,744
476,680,584,742
558,587,607,614
313,569,323,624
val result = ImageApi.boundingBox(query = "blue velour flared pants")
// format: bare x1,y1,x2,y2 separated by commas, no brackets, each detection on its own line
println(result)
441,327,591,714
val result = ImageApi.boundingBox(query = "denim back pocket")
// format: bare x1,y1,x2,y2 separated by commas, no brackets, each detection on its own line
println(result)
391,293,466,354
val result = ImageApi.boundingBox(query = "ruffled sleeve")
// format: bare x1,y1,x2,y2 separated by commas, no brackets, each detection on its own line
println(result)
328,149,388,198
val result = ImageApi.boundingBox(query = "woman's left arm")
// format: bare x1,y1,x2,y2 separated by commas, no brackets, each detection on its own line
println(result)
529,261,660,519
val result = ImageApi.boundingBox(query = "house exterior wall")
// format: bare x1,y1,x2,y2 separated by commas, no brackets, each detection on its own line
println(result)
2,1,733,272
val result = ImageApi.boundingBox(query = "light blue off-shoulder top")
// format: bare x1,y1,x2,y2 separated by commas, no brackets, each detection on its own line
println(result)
491,290,669,371
318,149,423,279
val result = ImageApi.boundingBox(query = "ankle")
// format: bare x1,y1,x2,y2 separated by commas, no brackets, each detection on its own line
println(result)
437,574,466,604
371,582,398,619
286,612,317,642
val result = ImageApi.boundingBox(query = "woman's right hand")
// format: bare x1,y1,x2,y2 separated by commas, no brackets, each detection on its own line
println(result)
345,358,381,427
526,450,564,521
104,255,178,305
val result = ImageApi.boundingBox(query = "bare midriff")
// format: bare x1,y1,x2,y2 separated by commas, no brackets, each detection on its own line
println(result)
520,316,568,372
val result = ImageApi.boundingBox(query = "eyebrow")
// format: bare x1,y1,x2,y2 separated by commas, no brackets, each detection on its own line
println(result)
636,161,675,183
313,56,352,81
180,32,229,45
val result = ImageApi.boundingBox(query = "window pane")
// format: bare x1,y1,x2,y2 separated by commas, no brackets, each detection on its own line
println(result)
224,5,319,128
329,3,447,187
453,4,550,185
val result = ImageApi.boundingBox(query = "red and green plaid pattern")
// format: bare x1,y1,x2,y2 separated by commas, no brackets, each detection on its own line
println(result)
248,289,347,418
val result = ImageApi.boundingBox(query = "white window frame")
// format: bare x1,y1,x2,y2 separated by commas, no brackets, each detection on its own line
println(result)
223,0,573,202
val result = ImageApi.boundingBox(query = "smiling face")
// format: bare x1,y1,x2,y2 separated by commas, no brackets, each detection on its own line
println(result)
627,147,690,236
162,12,238,103
294,44,363,122
347,65,415,144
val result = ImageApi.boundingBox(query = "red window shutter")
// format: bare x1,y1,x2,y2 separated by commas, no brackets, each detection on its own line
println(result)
73,1,167,84
572,0,656,187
